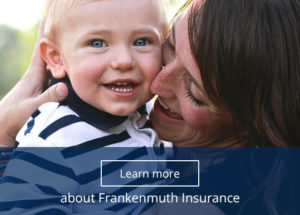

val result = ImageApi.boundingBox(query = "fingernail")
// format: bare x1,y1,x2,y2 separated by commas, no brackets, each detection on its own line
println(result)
56,83,68,98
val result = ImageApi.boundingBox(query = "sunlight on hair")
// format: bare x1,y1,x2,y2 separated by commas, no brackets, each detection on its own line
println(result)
167,0,188,21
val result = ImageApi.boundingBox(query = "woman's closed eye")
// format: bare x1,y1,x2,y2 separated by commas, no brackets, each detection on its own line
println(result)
185,77,206,106
134,38,150,46
90,39,107,48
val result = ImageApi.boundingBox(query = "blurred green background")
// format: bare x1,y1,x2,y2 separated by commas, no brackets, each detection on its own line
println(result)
0,24,38,98
0,0,184,99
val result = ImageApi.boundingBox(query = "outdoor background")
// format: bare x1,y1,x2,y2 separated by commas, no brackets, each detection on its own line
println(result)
0,0,185,99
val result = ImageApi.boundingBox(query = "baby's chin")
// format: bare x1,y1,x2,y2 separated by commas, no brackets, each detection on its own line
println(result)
102,104,142,117
102,97,152,116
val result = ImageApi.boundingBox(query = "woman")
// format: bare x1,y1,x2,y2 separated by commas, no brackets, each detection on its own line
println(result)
0,0,299,214
150,0,300,147
148,1,299,213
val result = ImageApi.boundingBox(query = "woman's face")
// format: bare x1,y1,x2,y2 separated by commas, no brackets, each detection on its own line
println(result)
150,10,235,146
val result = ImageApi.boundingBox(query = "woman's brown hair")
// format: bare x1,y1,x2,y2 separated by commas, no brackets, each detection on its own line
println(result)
188,0,300,146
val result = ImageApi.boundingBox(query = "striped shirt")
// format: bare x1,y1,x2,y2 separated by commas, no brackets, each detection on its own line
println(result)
0,102,171,214
0,148,12,181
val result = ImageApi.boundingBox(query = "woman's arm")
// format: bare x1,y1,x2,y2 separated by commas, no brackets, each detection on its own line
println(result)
0,18,68,147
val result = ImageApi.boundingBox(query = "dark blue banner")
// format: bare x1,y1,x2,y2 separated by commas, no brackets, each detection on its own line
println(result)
0,147,299,215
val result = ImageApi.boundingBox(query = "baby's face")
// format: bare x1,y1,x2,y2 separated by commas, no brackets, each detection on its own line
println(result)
57,0,165,116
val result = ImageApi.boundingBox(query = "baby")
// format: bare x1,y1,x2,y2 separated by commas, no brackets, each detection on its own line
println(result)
0,0,170,214
41,0,167,117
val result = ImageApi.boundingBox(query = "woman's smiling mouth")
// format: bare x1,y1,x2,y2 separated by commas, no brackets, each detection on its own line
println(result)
155,97,183,120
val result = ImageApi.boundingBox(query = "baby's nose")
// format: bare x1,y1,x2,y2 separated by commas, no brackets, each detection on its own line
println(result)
110,46,135,71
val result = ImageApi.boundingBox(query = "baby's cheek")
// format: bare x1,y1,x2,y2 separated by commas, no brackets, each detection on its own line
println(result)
149,52,163,72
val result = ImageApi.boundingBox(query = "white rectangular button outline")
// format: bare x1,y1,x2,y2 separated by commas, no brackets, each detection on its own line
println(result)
100,160,200,187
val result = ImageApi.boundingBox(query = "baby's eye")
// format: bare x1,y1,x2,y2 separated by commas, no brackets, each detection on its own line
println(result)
134,38,150,46
90,40,107,48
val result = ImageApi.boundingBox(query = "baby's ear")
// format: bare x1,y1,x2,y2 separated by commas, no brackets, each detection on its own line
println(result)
39,38,66,79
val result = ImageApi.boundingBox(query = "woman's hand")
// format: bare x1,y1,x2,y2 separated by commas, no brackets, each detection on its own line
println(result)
0,17,68,147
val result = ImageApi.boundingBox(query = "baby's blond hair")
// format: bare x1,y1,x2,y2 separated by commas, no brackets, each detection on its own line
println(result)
44,0,169,42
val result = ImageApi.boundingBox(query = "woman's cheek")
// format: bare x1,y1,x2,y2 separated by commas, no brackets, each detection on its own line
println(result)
183,106,221,130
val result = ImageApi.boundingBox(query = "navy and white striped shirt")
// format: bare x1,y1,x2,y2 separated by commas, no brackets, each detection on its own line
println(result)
0,99,171,214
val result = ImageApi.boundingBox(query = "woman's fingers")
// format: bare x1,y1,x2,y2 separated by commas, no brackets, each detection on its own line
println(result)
0,82,68,147
34,82,68,107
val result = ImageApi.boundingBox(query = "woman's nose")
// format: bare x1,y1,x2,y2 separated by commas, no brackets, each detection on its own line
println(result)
150,62,177,98
110,46,135,71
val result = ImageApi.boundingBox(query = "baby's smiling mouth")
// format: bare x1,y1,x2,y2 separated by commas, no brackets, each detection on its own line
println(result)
104,81,137,93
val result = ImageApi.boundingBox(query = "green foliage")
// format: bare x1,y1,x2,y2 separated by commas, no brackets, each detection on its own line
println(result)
0,24,38,98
